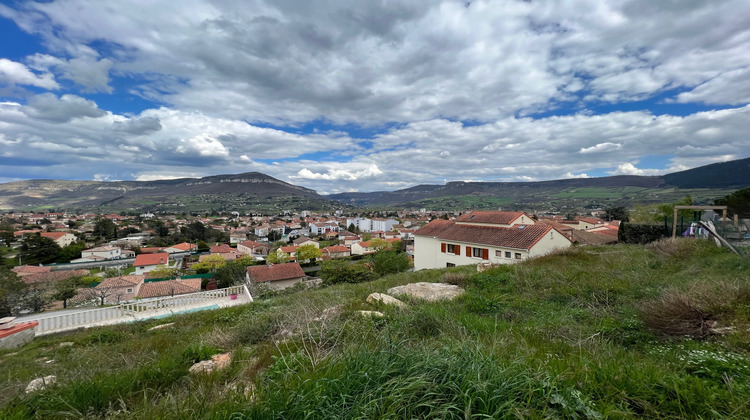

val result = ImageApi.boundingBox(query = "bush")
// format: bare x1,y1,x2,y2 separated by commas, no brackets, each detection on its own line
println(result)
319,260,376,285
639,282,749,338
372,250,410,277
181,342,221,363
619,222,666,244
647,237,701,258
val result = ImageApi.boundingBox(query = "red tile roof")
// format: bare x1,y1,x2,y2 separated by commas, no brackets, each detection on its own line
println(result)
169,242,197,251
40,232,67,240
134,252,169,267
96,275,145,289
239,240,267,249
416,219,571,250
12,265,52,276
22,269,89,285
210,244,233,253
280,246,299,253
137,278,201,299
322,245,349,253
247,263,305,283
454,211,532,226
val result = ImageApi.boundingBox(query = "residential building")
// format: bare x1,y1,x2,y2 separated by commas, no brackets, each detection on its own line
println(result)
137,278,202,299
134,252,170,275
90,275,146,304
237,240,271,256
81,245,122,260
40,232,77,248
414,211,572,270
292,237,319,248
246,263,306,290
321,245,350,259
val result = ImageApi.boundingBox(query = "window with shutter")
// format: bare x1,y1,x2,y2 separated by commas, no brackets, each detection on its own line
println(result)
466,246,471,257
441,243,446,253
455,245,461,255
482,248,489,260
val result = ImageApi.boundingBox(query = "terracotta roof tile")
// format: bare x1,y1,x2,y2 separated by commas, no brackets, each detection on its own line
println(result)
137,278,202,298
247,263,305,283
454,211,532,225
134,252,169,267
416,219,570,250
96,275,145,289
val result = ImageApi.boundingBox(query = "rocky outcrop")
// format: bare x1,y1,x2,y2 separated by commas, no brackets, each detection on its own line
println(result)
189,352,232,374
387,282,465,302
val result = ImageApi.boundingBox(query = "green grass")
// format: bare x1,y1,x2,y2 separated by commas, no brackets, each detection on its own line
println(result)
2,240,750,418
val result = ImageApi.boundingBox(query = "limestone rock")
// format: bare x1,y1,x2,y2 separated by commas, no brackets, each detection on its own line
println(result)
358,310,385,318
148,322,175,331
25,375,56,393
387,282,465,302
59,342,74,347
189,352,232,374
366,293,407,308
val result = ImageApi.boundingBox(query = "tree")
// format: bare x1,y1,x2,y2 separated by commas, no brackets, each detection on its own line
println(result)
192,255,227,273
0,268,26,317
215,256,255,288
604,206,630,222
197,240,210,252
267,230,282,242
93,218,118,240
19,234,62,265
715,186,750,218
372,250,410,277
0,223,13,247
296,244,322,264
149,265,179,279
51,277,80,309
57,242,85,263
319,260,375,285
266,251,290,264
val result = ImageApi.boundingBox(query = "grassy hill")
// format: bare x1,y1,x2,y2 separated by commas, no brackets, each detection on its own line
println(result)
2,240,750,418
329,157,750,211
0,172,340,213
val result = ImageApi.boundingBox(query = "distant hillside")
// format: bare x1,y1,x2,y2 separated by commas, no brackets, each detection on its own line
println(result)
329,157,750,210
0,172,337,213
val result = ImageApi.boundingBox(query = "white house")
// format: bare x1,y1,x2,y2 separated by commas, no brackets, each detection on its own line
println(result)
309,220,340,236
134,252,170,275
40,232,77,248
414,211,572,270
81,245,122,260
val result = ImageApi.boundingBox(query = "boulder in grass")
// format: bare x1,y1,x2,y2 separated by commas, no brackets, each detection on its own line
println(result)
25,375,56,393
358,310,385,318
366,293,407,308
386,282,465,302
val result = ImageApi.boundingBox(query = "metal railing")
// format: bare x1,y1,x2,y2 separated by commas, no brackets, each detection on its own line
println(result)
35,285,251,335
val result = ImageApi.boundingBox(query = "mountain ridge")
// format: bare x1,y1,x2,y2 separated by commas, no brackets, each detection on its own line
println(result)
0,158,747,212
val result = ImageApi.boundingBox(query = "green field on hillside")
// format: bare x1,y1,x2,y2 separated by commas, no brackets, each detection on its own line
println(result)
2,240,750,418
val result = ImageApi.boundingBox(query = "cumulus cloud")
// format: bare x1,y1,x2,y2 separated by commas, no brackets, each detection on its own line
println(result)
0,58,59,89
579,142,622,154
27,54,113,93
5,0,747,124
113,116,162,135
609,163,663,176
294,164,383,181
23,93,106,123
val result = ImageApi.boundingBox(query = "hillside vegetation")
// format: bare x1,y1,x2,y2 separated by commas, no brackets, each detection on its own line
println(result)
2,239,750,418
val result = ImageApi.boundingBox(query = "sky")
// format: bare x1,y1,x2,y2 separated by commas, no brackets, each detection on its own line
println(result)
0,0,748,195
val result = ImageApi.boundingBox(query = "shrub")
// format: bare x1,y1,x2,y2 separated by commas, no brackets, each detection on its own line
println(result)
639,282,747,338
181,342,221,363
441,272,468,288
372,250,410,277
619,222,666,244
647,237,700,258
319,260,376,285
